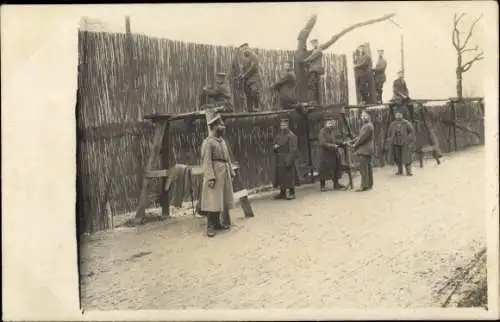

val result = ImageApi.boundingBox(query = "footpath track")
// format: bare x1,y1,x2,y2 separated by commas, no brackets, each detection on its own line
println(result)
80,147,486,310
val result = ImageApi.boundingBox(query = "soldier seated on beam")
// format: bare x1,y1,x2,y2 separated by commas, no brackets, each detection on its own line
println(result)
199,72,234,113
269,60,308,114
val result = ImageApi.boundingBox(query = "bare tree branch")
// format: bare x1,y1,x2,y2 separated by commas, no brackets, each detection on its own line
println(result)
461,45,479,53
296,14,318,54
319,13,396,51
461,14,483,50
455,12,466,24
461,51,484,72
452,13,465,50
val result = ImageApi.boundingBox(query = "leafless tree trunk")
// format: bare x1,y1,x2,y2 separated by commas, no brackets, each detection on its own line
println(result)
452,13,483,100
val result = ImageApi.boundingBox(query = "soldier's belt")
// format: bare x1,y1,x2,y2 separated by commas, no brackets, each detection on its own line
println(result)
212,159,228,163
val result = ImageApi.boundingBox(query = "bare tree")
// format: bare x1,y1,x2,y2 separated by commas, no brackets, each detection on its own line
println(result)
294,13,396,101
452,13,484,100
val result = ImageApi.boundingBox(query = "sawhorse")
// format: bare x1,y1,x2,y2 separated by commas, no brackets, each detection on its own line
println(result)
132,112,254,226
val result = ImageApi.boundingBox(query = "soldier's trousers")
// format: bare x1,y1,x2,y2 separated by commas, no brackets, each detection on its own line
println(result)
358,155,374,189
393,145,412,174
279,96,299,110
244,79,260,112
203,210,231,229
308,72,321,104
375,81,384,103
356,75,369,103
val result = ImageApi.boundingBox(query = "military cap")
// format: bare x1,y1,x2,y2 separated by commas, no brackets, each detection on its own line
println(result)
239,43,249,48
280,118,290,124
216,72,227,77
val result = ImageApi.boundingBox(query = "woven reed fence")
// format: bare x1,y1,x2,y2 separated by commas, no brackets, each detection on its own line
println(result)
78,99,484,234
77,31,483,234
77,29,348,233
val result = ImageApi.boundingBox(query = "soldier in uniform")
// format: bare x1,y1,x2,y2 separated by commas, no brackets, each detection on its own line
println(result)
354,46,372,104
318,116,347,192
271,61,298,110
199,114,236,237
303,38,325,104
392,71,410,107
238,43,261,112
386,108,416,176
350,110,375,192
201,72,233,112
373,49,387,104
272,119,300,200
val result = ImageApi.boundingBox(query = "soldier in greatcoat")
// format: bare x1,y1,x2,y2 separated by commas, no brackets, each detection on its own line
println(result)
373,49,387,104
349,110,375,192
318,116,347,192
272,119,300,200
200,114,236,237
386,108,416,176
271,61,298,110
238,43,261,112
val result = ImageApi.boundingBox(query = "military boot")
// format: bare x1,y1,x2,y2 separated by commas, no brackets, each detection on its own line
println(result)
274,188,287,200
396,164,403,175
405,164,413,176
206,214,217,237
320,180,327,192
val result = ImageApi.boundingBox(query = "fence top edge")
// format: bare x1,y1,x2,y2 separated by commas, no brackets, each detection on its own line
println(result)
143,97,483,123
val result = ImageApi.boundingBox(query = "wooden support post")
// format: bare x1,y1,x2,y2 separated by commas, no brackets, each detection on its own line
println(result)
159,118,171,217
135,120,168,222
302,113,315,183
340,108,355,189
451,101,458,151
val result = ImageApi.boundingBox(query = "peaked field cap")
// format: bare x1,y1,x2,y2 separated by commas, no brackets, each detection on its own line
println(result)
216,72,227,77
239,42,249,48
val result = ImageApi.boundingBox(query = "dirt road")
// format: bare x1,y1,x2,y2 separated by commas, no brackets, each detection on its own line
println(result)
80,147,486,310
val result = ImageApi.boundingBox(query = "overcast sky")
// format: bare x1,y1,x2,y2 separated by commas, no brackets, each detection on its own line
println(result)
3,2,495,103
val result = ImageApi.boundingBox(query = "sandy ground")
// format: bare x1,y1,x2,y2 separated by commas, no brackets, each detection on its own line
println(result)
80,146,486,310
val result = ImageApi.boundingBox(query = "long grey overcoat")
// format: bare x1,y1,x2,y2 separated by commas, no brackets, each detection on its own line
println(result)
386,119,416,165
200,135,235,213
272,129,300,189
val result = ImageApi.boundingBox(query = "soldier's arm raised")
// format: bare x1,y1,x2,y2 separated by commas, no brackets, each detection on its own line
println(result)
303,48,322,63
241,52,259,78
